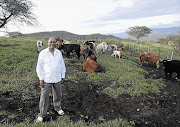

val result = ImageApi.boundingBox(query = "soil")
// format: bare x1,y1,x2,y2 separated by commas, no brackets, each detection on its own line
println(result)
0,50,180,127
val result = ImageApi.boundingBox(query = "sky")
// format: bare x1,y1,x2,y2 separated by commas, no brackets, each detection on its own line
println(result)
0,0,180,35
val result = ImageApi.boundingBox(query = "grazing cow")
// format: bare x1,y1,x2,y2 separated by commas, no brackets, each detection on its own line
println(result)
108,44,118,51
81,45,93,60
56,41,80,60
37,40,43,53
139,52,160,69
118,47,124,51
83,41,95,54
111,51,122,59
162,60,180,80
95,42,108,54
83,56,105,72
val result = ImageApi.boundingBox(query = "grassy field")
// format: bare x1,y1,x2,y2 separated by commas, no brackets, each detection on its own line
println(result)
0,37,173,126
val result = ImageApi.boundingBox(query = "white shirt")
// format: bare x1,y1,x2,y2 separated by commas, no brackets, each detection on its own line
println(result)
36,47,66,83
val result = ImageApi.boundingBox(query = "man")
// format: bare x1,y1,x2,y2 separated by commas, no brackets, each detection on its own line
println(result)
36,37,66,123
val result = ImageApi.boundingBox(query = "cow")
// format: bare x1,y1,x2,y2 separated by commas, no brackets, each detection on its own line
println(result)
83,56,105,72
83,41,95,54
111,51,122,59
37,40,43,53
139,52,160,69
95,42,108,54
107,44,118,51
56,40,80,60
81,45,93,60
162,60,180,80
118,47,124,51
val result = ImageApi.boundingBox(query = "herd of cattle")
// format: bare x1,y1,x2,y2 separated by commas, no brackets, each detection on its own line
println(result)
37,38,180,81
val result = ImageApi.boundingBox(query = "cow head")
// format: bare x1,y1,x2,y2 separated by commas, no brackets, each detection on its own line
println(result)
56,41,64,49
161,60,172,68
89,55,97,62
139,52,148,60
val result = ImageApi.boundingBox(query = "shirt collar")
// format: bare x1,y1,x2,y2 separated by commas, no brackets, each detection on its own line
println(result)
44,47,57,53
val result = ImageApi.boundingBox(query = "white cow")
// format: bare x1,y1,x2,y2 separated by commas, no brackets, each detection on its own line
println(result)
95,42,108,54
37,40,43,53
107,44,118,51
111,51,121,59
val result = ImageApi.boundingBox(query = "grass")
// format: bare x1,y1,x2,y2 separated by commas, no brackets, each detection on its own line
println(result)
0,116,134,127
121,41,180,60
67,51,164,98
0,37,168,126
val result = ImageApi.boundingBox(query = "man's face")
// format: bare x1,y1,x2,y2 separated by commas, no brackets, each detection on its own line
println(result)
48,38,56,49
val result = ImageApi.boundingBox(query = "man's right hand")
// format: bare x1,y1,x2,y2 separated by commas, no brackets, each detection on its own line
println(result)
40,80,44,88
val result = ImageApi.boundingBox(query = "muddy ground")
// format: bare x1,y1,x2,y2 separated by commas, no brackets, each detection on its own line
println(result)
0,50,180,127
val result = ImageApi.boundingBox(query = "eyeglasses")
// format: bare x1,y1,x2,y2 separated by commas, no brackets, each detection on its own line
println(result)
48,41,56,43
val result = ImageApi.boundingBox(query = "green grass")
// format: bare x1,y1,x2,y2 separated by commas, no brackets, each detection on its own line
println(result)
67,51,164,98
0,116,134,127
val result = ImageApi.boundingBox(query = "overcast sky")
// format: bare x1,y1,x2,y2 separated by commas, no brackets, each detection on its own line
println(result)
1,0,180,35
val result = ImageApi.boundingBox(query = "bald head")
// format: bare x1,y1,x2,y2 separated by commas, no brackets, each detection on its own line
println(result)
48,37,56,51
48,37,56,43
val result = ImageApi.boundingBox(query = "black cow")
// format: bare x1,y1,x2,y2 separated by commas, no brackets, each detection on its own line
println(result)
162,60,180,80
59,43,81,60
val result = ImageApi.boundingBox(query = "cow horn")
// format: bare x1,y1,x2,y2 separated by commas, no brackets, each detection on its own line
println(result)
159,59,163,63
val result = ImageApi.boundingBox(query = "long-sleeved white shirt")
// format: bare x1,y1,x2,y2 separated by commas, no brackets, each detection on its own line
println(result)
36,47,66,83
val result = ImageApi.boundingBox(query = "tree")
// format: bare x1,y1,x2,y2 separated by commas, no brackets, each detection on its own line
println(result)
126,26,152,43
0,0,37,29
167,34,180,53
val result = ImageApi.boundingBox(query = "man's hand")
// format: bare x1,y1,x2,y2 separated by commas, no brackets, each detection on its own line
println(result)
61,78,65,84
40,80,44,88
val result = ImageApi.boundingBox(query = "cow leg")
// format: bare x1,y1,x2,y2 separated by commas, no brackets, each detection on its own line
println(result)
169,73,172,80
177,73,180,81
156,60,160,69
66,52,70,58
164,70,168,79
140,59,144,66
76,51,80,60
83,54,86,60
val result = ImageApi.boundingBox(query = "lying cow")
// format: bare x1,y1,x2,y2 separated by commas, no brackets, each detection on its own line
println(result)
162,60,180,80
83,55,105,72
139,52,160,68
37,40,43,53
56,41,80,60
111,51,122,59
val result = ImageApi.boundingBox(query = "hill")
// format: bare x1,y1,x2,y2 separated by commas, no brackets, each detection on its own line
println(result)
22,31,122,41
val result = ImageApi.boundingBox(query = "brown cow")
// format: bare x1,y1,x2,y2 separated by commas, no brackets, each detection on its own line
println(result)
81,45,93,60
108,44,118,51
118,47,124,51
139,52,160,68
83,56,105,72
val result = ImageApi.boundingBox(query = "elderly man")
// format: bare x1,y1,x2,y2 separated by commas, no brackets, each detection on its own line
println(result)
36,37,66,123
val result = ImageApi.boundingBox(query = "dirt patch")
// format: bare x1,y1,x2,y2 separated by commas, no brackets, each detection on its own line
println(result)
0,51,180,127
